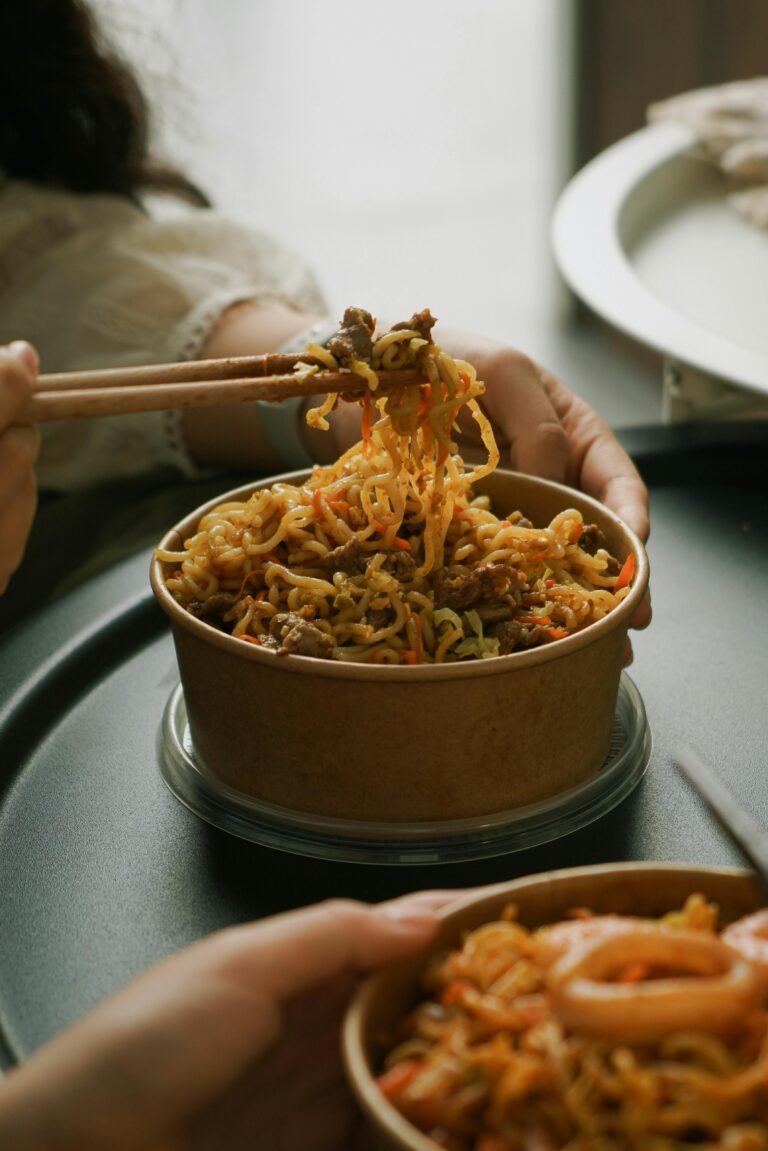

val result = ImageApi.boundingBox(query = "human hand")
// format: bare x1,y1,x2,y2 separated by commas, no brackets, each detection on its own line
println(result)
440,330,652,637
0,891,462,1151
325,325,651,632
0,341,40,594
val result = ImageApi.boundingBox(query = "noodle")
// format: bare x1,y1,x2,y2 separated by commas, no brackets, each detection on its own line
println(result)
378,898,768,1151
160,307,635,663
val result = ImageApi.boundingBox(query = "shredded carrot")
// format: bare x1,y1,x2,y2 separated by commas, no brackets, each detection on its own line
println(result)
614,551,636,591
255,590,268,602
617,961,651,983
373,520,387,535
312,489,326,518
518,615,552,627
417,382,433,417
545,578,556,588
548,626,569,640
453,503,465,518
377,1060,424,1100
238,569,262,597
571,522,584,543
239,635,262,646
392,536,411,551
327,498,349,514
404,650,418,665
441,979,474,1006
361,392,373,454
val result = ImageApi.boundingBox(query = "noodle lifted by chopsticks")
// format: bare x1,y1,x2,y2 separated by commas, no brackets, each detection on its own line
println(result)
159,307,634,663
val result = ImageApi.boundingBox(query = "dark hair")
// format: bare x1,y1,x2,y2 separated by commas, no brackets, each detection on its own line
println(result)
0,0,209,205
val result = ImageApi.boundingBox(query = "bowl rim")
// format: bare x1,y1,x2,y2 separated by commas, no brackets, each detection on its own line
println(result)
342,861,760,1151
150,468,649,681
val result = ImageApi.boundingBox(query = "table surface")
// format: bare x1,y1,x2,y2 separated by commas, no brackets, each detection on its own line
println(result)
1,423,767,1066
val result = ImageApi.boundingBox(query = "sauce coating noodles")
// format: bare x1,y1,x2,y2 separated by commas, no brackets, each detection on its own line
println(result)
378,897,768,1151
160,309,634,663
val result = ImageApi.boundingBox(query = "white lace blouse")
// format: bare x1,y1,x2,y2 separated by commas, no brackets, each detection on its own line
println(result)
0,179,326,491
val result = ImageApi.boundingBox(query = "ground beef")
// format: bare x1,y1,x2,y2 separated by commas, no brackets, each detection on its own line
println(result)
381,549,418,582
366,607,393,631
328,307,375,367
322,538,367,575
475,603,516,624
269,613,336,659
391,309,437,342
579,523,608,556
432,563,524,612
186,592,237,620
491,620,548,655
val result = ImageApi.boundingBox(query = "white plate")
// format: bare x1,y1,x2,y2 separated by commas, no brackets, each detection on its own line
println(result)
553,121,768,402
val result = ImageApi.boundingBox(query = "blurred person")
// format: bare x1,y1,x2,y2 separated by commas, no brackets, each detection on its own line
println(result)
0,0,649,630
0,341,39,594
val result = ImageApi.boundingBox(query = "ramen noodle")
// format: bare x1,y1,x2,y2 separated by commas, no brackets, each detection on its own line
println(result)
159,307,636,663
378,897,768,1151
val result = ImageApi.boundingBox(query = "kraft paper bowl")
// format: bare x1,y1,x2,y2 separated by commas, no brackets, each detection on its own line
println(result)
342,863,762,1151
150,469,649,822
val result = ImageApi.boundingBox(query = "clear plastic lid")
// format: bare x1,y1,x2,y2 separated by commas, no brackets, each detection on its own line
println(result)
159,673,651,865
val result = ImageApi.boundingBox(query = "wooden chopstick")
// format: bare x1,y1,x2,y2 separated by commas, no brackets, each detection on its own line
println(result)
33,351,321,393
24,364,424,422
674,744,768,894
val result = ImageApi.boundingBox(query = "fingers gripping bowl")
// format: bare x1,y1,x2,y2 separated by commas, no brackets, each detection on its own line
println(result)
342,864,768,1151
150,467,648,822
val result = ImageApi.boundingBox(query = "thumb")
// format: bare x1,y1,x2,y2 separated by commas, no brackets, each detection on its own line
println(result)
218,890,461,1001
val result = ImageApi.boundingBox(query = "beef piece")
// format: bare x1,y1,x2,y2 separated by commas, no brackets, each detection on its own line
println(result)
322,537,367,575
579,523,608,556
347,506,367,529
492,620,547,655
509,512,532,528
186,592,237,619
475,604,516,623
390,309,437,343
342,306,375,331
492,621,524,655
366,607,393,630
381,549,417,582
605,555,620,576
328,307,375,367
269,612,336,659
433,563,524,612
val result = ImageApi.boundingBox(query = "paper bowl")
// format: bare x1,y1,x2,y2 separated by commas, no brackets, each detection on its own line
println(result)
150,469,648,822
343,863,763,1151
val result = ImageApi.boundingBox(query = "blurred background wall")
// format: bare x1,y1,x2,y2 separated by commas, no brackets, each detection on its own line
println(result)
93,0,768,426
97,0,569,344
